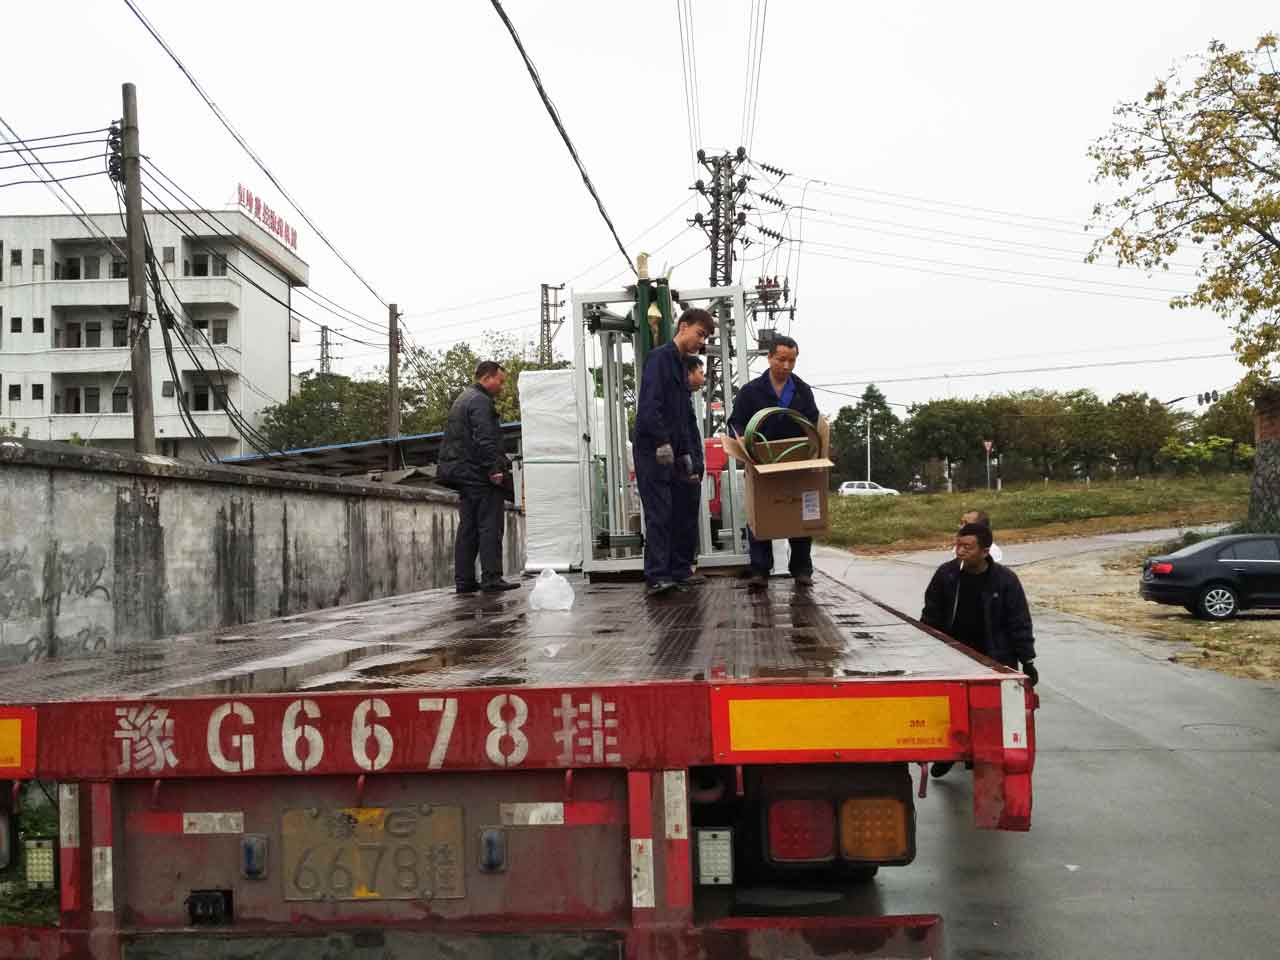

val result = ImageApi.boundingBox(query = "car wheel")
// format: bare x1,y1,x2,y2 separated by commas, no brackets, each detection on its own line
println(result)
1197,584,1238,621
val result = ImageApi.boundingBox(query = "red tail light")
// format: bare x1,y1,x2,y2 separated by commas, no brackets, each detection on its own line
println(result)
1151,562,1174,575
767,798,836,862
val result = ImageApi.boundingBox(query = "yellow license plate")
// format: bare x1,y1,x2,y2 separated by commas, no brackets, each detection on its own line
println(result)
281,806,465,901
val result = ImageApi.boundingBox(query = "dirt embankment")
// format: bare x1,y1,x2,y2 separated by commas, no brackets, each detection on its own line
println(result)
1017,547,1280,681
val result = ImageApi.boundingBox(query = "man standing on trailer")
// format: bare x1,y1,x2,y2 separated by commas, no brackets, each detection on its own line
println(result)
438,360,520,594
634,308,715,596
727,335,821,587
670,354,709,587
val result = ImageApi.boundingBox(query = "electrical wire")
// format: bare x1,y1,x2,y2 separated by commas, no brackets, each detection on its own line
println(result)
745,0,768,153
0,170,107,190
0,152,106,173
487,0,636,279
682,0,703,149
0,136,108,156
0,127,110,146
121,0,389,307
675,0,698,172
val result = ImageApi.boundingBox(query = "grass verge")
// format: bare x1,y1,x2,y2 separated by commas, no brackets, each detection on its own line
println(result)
825,475,1249,553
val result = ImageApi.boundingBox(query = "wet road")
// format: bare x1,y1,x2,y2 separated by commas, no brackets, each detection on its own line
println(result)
813,536,1280,960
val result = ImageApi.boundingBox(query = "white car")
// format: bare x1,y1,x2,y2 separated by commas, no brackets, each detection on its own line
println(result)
838,480,900,497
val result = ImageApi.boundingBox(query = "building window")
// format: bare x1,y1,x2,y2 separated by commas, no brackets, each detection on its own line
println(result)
212,319,228,345
162,246,175,266
113,319,128,347
212,254,227,277
194,317,209,334
192,253,210,277
64,323,82,349
10,317,20,334
32,249,44,266
32,317,44,334
82,256,101,280
61,258,81,280
212,385,228,411
110,258,127,280
83,387,100,414
9,249,20,267
193,385,210,411
161,380,175,397
32,384,43,402
63,388,80,414
7,385,19,402
85,322,101,348
112,388,128,413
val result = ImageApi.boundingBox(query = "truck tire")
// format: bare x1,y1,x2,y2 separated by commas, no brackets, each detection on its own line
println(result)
1197,584,1238,621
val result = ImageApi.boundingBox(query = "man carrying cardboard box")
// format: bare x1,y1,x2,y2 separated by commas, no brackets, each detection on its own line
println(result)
727,335,821,588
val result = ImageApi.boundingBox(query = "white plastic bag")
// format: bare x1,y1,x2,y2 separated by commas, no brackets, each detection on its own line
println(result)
529,568,575,611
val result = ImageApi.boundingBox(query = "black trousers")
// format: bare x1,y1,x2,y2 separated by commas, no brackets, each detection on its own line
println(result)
455,484,505,587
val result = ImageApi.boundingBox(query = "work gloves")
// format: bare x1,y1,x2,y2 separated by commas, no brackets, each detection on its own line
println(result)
678,453,693,475
656,443,675,466
1021,660,1039,687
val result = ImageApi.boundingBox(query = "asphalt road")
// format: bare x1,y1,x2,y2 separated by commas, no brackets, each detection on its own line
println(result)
811,532,1280,960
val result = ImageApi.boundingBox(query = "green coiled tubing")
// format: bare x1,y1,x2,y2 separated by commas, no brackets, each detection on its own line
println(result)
740,406,820,465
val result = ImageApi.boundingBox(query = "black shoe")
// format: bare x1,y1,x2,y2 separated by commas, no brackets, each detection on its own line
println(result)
480,579,521,592
646,581,676,597
930,762,955,779
676,575,707,587
793,573,814,586
455,582,480,595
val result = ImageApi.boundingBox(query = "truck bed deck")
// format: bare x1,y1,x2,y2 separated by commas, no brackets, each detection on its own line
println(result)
0,572,1003,704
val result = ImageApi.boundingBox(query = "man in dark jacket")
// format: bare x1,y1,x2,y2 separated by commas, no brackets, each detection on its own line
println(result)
437,361,519,594
634,308,714,595
727,335,821,587
921,521,1039,776
670,354,708,585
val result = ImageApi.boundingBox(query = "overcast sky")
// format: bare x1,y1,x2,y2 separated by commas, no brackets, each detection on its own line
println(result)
3,1,1268,415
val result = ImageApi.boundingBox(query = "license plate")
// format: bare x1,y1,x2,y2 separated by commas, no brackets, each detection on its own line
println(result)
282,806,465,901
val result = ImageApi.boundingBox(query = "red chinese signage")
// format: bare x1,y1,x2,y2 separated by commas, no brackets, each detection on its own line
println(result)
237,183,298,251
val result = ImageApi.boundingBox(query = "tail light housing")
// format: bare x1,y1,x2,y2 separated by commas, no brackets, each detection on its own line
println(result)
1150,562,1174,576
767,798,835,862
840,796,909,861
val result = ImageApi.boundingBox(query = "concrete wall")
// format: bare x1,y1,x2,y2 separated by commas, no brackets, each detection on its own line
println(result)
0,439,524,666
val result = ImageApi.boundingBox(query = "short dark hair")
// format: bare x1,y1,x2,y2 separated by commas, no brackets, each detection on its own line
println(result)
474,360,505,380
769,334,799,355
684,354,704,371
963,510,991,528
958,522,994,549
677,307,716,333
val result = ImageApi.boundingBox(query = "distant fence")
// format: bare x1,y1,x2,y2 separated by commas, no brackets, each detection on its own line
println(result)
0,439,524,665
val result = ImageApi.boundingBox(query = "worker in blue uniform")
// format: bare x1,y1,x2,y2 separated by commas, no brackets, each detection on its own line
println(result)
634,308,715,596
670,354,708,586
727,334,821,588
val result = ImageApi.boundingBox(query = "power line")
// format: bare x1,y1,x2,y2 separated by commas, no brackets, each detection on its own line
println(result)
0,127,110,146
0,170,107,190
745,0,769,153
487,0,635,279
0,152,106,173
121,0,389,306
0,136,107,156
811,352,1236,389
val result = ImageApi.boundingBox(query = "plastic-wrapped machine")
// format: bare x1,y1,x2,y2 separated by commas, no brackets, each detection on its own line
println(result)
520,369,583,571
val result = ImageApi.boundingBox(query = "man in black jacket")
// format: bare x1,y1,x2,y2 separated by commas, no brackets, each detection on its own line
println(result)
921,521,1039,776
727,335,821,587
438,361,519,594
670,354,708,586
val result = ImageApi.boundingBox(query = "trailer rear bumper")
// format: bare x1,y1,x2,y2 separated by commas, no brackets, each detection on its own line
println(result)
0,916,944,960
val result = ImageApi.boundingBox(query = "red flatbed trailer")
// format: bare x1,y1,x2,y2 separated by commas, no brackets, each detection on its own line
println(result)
0,573,1035,960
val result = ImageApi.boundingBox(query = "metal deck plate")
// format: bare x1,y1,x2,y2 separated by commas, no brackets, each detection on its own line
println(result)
0,574,1000,704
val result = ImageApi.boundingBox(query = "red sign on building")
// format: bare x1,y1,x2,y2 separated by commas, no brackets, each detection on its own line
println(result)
237,183,298,251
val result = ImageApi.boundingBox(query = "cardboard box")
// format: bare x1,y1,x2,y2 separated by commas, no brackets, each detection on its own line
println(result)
721,417,834,540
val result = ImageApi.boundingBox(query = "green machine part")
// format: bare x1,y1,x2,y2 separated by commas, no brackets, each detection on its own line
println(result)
632,277,676,376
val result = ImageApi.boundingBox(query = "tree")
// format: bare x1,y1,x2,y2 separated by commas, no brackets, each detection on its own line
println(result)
1106,392,1182,474
1088,34,1280,523
906,399,985,490
829,385,911,489
1061,389,1112,480
1007,391,1070,480
1197,385,1255,469
259,372,391,450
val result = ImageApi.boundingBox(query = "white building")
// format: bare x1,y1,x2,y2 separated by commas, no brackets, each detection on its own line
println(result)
0,211,307,460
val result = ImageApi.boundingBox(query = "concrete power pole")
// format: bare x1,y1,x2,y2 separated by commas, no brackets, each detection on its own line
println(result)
387,303,400,471
319,324,332,375
538,283,564,366
122,83,156,455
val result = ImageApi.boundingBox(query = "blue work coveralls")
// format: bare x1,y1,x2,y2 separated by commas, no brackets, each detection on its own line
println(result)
727,371,821,578
634,342,699,586
671,387,706,580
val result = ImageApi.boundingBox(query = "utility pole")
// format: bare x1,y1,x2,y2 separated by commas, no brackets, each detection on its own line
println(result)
319,324,332,375
866,413,872,482
387,303,400,471
538,283,564,366
122,82,155,455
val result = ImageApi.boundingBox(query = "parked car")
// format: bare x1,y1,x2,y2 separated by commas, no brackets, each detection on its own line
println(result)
1140,534,1280,620
838,480,900,497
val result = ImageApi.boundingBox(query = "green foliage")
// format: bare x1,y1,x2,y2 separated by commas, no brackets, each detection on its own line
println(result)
829,385,913,488
1088,35,1280,391
825,475,1249,548
0,783,59,927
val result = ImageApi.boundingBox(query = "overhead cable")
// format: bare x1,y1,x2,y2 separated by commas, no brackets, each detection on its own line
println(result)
487,0,636,278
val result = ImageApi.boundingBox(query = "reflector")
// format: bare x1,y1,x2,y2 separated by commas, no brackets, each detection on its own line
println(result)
840,796,909,861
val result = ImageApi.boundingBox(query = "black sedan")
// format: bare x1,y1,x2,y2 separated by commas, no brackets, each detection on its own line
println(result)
1140,534,1280,620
